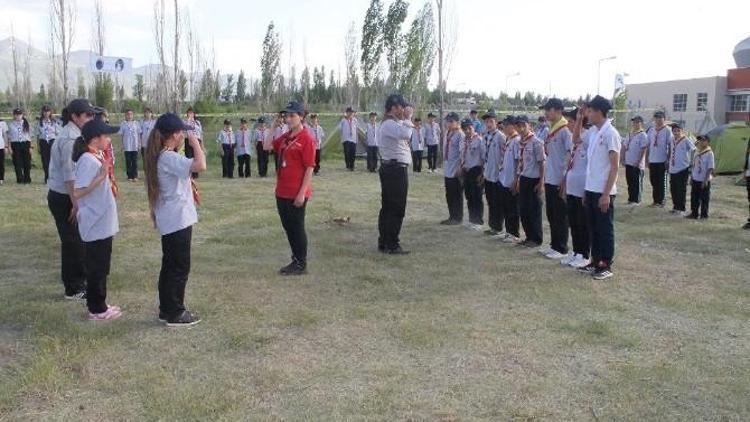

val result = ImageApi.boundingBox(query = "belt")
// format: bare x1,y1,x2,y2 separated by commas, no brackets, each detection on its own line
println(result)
381,159,408,168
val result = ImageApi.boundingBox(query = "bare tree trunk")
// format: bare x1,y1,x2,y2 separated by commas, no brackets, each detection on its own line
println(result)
172,0,181,112
48,13,59,107
436,0,444,159
23,33,34,108
51,0,76,103
9,28,20,107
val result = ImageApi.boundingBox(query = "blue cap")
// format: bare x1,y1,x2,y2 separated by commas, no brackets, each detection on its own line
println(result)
385,94,410,110
283,101,306,115
460,118,474,128
155,112,192,133
502,115,516,125
445,112,460,122
81,119,119,141
514,115,530,124
540,98,564,110
482,110,498,120
345,106,356,113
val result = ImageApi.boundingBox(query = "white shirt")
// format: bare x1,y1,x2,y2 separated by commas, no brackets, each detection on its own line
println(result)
410,126,425,151
118,120,140,151
623,131,648,169
647,126,672,163
309,125,325,150
499,134,519,188
140,119,156,149
565,128,591,198
378,118,413,164
340,118,358,144
669,136,696,174
691,149,714,182
585,120,621,195
7,120,31,143
425,122,440,146
154,151,197,236
235,129,252,155
217,129,235,145
74,152,119,242
0,121,7,149
366,123,379,147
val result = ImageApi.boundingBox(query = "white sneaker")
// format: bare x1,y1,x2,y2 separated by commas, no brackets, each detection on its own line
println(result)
538,247,552,256
560,253,576,265
502,235,521,244
545,250,566,260
471,224,483,232
569,255,590,268
490,231,507,239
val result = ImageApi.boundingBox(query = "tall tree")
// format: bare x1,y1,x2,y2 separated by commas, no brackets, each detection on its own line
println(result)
383,0,409,90
260,21,281,109
133,74,145,102
360,0,385,106
91,0,114,110
221,74,235,103
300,66,311,104
400,2,435,103
50,0,76,102
236,70,247,103
344,22,360,107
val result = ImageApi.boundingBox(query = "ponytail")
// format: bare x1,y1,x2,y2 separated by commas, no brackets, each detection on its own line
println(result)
22,117,30,133
61,108,71,126
71,136,89,163
144,129,173,216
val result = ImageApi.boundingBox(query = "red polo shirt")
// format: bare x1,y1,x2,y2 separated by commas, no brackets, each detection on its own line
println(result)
273,128,316,200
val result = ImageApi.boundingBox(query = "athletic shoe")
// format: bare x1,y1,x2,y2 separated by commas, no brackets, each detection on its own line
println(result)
64,291,87,301
386,246,410,255
158,312,168,323
669,209,685,216
569,255,590,268
685,214,698,220
520,240,541,248
166,310,201,327
502,235,521,244
592,267,614,280
88,306,122,321
577,263,597,275
484,229,499,236
544,250,566,260
440,219,461,226
279,260,307,276
469,224,484,232
537,247,552,256
490,231,508,239
559,253,577,265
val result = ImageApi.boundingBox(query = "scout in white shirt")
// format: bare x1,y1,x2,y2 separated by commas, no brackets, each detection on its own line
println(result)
366,112,380,172
559,108,591,269
498,115,521,242
255,117,271,177
0,119,7,184
7,109,34,184
118,109,141,181
183,106,204,179
481,111,505,236
235,118,253,178
37,105,61,184
622,116,649,205
647,111,673,207
340,107,359,171
441,113,465,225
139,108,156,159
687,135,715,220
144,113,206,327
460,118,486,228
425,113,440,172
217,119,235,178
410,118,426,173
72,119,122,321
667,123,696,214
581,96,620,281
271,113,288,173
513,115,546,247
308,114,325,175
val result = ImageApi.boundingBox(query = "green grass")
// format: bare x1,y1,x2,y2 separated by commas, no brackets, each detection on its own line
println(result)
0,151,749,421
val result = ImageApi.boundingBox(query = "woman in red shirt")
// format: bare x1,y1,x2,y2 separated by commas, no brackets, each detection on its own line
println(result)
273,101,316,275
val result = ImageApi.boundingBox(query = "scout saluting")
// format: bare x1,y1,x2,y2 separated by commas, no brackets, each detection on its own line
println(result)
144,113,206,327
7,108,33,184
559,108,591,269
72,119,121,321
217,119,235,178
37,105,60,184
460,118,486,230
183,106,204,179
235,118,253,178
622,116,648,205
667,122,696,215
514,115,546,248
687,135,714,220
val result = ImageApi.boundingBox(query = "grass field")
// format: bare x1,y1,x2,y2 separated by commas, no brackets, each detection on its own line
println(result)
0,149,749,421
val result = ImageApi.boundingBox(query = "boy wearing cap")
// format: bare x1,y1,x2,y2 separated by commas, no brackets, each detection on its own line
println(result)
539,98,573,260
340,107,359,171
622,116,648,205
667,123,696,215
236,118,252,178
425,113,440,172
308,114,325,175
118,109,141,182
498,116,521,242
139,108,156,162
536,116,549,141
411,117,425,173
560,108,592,268
647,111,673,207
255,117,271,177
217,119,235,178
581,96,620,281
441,112,464,225
687,135,714,219
514,115,546,247
366,112,380,172
482,111,505,236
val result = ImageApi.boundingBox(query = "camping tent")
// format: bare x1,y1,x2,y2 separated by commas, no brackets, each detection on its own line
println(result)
321,122,368,160
703,122,750,174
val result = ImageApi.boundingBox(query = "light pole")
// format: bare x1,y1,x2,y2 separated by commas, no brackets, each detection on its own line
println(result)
597,56,617,95
506,72,520,110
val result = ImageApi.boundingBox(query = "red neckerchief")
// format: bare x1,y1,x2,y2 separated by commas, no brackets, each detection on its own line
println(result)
517,132,535,175
567,140,583,171
89,146,118,199
671,136,686,166
544,124,566,155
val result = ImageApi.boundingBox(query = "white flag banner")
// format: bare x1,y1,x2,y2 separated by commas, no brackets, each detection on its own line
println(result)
614,73,625,92
90,55,132,73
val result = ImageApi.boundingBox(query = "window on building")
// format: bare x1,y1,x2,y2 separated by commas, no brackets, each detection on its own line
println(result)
696,93,708,111
673,94,687,112
729,95,749,112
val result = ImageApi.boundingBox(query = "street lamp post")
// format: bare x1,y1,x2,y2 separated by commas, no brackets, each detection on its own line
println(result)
597,56,617,95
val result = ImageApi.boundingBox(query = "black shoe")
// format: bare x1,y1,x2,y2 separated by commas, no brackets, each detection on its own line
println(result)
742,222,750,230
685,214,698,219
280,260,307,276
166,310,201,327
440,219,461,226
577,263,597,275
64,291,87,301
592,267,614,280
386,246,410,255
519,240,541,248
158,312,168,323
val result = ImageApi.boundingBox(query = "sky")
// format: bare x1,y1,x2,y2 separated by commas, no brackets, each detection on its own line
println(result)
2,0,749,99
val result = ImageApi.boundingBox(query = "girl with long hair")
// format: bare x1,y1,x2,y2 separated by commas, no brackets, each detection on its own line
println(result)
7,108,33,184
37,105,60,184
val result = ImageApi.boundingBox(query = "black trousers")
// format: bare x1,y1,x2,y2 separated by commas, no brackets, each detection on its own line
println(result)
124,151,139,179
690,180,711,218
221,144,235,178
185,139,201,179
47,190,86,295
343,142,357,170
649,162,667,205
85,236,112,314
519,176,543,245
746,178,750,222
314,149,321,174
545,184,569,254
567,195,590,259
276,198,308,263
159,226,192,318
625,165,644,203
237,154,251,178
485,180,503,232
412,151,423,173
499,184,520,237
444,177,464,222
366,146,379,172
256,143,269,177
39,139,54,183
584,191,615,268
670,169,689,211
378,163,409,250
0,148,5,181
11,142,32,184
463,166,484,225
427,145,438,170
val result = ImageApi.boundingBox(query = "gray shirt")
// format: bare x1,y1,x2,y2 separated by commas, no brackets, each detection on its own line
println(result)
140,119,156,149
75,152,119,242
340,118,358,144
443,129,463,178
378,118,412,164
37,119,61,141
669,137,696,173
411,127,425,151
48,122,81,194
565,129,591,198
499,134,520,188
7,120,31,143
623,131,648,169
483,129,505,182
517,134,545,179
119,120,141,151
424,122,439,146
461,134,486,170
543,125,573,186
691,149,714,182
366,123,379,147
647,126,672,163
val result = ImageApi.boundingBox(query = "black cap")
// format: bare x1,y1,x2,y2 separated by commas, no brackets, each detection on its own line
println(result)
155,112,192,133
697,134,711,142
257,116,267,124
67,98,102,115
630,115,644,123
283,101,305,115
562,108,578,120
385,94,410,111
586,95,612,114
445,112,460,122
12,107,23,115
345,106,356,113
413,117,422,122
81,119,119,142
514,115,530,125
668,122,682,130
240,118,248,124
469,109,478,114
502,115,516,125
427,112,436,118
540,98,564,110
653,110,666,118
460,118,474,128
482,110,498,120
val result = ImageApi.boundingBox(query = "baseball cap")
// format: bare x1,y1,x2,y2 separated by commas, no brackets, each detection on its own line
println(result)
630,115,644,123
67,98,102,115
653,110,666,119
502,115,516,125
668,122,682,130
514,115,530,125
562,108,579,120
283,101,305,115
540,98,564,110
345,106,356,113
155,112,192,133
586,95,612,114
445,112,460,122
385,94,410,110
482,110,498,120
460,118,474,128
81,119,119,142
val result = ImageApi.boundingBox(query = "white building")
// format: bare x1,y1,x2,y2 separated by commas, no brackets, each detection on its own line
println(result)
626,76,727,133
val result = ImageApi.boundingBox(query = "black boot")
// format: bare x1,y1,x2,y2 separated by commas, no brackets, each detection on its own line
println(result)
280,258,307,276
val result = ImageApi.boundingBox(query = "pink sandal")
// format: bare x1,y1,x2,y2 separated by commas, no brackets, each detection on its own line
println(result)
88,306,122,321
